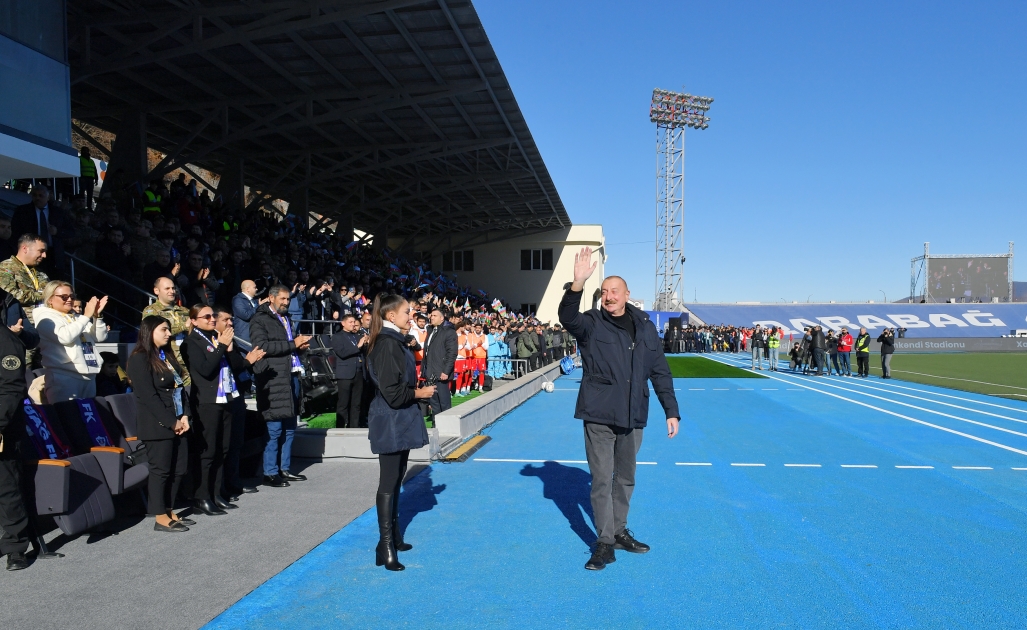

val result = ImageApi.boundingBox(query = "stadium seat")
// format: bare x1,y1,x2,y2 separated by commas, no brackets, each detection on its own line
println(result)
21,400,116,538
52,399,149,496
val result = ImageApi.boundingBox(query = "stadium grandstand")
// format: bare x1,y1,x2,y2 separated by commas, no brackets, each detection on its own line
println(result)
4,2,1027,629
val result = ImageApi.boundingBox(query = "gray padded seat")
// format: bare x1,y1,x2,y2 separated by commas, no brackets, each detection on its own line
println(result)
52,399,149,495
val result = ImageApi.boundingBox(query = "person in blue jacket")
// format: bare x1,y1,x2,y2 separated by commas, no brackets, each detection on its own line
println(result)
365,293,436,571
558,246,681,572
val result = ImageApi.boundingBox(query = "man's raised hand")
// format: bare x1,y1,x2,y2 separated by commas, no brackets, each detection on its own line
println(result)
571,247,598,292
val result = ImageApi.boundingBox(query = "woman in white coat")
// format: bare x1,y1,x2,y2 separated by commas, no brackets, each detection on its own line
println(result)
34,280,109,402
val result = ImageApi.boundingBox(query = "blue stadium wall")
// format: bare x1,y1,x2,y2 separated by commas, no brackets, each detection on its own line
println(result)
682,304,1027,339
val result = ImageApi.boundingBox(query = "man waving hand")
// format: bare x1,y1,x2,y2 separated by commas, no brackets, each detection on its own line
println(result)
558,247,680,571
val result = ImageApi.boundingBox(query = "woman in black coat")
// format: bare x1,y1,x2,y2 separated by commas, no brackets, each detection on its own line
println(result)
127,315,193,533
366,294,435,571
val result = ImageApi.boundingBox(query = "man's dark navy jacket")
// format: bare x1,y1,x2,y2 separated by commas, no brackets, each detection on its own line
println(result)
558,289,679,429
325,331,365,380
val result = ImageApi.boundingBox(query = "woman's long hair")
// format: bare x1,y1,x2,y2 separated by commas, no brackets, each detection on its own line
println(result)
367,293,408,354
132,315,184,376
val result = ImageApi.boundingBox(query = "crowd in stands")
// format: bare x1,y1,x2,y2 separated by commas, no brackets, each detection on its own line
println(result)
0,172,579,564
664,322,900,380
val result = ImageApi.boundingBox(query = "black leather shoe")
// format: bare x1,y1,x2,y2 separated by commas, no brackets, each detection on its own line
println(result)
6,552,29,571
280,470,307,481
154,521,189,533
242,486,259,494
214,496,238,510
614,529,650,554
585,542,615,571
226,493,242,502
263,475,289,488
173,517,196,526
193,499,228,516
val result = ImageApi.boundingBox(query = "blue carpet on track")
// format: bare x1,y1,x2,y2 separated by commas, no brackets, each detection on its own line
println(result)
205,362,1027,629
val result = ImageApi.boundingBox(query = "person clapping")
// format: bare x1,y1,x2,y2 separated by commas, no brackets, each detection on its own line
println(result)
33,281,108,402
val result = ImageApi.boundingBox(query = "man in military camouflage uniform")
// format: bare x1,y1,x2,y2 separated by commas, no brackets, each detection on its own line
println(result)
0,235,50,367
141,276,191,386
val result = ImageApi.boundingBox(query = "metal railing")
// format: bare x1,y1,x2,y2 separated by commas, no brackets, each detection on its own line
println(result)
65,254,156,332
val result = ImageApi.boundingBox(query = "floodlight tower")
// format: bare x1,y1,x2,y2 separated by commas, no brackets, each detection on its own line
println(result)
650,88,713,311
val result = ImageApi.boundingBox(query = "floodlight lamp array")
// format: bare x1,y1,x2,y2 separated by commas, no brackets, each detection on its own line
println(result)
650,88,713,129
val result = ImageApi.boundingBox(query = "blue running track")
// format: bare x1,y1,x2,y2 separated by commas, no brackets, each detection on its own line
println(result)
206,361,1027,629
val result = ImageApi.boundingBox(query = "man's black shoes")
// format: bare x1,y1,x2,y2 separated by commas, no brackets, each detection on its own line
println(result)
614,529,650,554
263,474,289,487
280,470,307,481
585,542,616,571
6,552,29,571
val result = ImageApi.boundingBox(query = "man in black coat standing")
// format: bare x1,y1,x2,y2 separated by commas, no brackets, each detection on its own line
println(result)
250,285,311,487
559,247,680,572
325,314,367,428
421,307,457,414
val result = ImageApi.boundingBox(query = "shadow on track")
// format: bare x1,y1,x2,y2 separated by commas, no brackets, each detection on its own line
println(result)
520,461,596,547
397,467,446,539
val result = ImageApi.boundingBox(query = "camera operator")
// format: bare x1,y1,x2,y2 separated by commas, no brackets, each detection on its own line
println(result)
877,328,895,379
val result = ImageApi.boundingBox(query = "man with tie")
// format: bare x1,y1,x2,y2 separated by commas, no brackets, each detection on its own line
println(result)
11,186,62,273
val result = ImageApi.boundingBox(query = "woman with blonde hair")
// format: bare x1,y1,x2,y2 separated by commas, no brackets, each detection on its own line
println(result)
33,280,108,402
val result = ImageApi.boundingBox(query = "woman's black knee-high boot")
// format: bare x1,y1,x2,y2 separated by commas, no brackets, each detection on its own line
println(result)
392,486,412,552
375,492,404,571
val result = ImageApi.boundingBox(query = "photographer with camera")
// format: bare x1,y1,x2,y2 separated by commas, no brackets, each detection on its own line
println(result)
877,327,895,379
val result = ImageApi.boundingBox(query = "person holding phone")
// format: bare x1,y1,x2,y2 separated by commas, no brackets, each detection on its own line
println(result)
128,316,193,532
365,294,436,571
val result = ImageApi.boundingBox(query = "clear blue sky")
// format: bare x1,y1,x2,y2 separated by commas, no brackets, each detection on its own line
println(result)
475,1,1027,304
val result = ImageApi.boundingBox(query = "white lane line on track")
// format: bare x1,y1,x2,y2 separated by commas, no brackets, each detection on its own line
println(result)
676,462,713,466
711,354,1027,442
688,388,705,391
786,388,804,391
637,462,658,465
762,388,778,391
702,355,1027,456
854,378,1027,414
738,388,754,391
896,465,934,469
839,378,1027,425
784,464,822,467
731,463,766,467
1013,468,1027,471
952,466,993,470
474,458,588,464
713,388,729,391
841,464,878,468
766,371,1027,439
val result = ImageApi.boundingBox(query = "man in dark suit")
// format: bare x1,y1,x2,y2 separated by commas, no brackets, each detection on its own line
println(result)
325,314,367,428
11,186,62,273
421,307,457,414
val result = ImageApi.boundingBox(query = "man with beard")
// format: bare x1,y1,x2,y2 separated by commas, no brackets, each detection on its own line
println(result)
250,286,311,487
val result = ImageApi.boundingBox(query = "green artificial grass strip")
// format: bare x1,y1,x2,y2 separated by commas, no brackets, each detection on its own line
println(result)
302,388,487,429
867,353,1027,400
665,356,767,379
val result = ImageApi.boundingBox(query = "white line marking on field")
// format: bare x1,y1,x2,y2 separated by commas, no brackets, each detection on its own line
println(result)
1013,468,1027,471
762,388,778,391
676,462,713,466
713,388,729,391
731,463,766,467
895,465,934,469
701,355,1027,457
786,388,804,391
860,379,1027,414
688,388,705,391
636,462,658,465
952,466,993,470
474,458,588,464
738,388,754,391
784,463,822,467
841,379,1027,426
841,464,878,468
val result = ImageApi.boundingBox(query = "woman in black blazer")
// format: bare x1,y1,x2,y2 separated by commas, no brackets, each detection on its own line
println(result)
366,294,436,571
181,304,242,516
128,315,193,533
